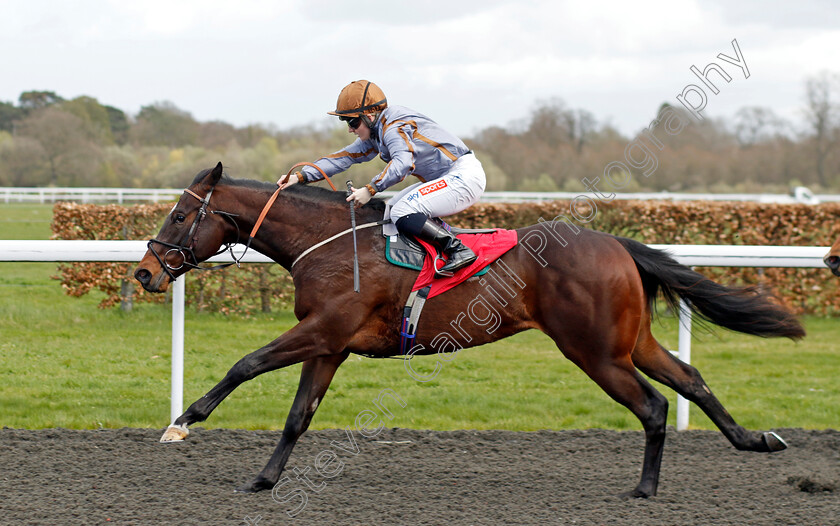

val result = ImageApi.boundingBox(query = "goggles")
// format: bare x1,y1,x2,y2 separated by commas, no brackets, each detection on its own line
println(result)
339,115,363,129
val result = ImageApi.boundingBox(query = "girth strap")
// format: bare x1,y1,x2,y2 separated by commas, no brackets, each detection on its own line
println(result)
400,285,431,355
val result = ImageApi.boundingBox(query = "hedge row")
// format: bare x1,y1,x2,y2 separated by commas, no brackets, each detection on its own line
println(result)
448,200,840,315
51,202,295,315
52,200,840,316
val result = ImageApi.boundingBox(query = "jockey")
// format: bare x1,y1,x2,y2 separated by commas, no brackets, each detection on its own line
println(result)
278,80,486,275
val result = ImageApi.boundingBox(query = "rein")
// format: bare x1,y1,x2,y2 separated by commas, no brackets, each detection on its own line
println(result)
278,162,338,191
150,162,350,279
250,164,390,270
250,162,339,242
150,160,392,281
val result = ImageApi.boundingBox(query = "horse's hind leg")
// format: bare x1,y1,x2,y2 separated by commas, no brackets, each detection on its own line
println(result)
551,332,669,498
236,352,349,493
539,291,668,496
632,327,786,452
579,359,670,498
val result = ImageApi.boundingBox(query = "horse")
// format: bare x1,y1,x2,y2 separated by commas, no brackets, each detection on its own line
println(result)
134,162,805,498
824,238,840,276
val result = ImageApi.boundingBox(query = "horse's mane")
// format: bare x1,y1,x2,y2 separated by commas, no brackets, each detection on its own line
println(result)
192,170,387,213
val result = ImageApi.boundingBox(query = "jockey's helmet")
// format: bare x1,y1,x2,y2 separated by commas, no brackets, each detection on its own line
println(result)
328,80,387,120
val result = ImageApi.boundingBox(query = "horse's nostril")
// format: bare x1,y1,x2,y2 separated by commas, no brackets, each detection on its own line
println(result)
134,268,151,285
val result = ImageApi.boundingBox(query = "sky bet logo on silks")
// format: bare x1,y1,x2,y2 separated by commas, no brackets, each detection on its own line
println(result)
419,180,448,196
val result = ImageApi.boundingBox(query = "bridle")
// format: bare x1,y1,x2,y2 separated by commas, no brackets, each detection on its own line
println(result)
147,162,356,281
147,187,245,281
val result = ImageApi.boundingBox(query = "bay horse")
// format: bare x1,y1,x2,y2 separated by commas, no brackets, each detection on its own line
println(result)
134,162,804,498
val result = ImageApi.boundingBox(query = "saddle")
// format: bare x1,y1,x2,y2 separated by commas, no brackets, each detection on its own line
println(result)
385,221,497,275
383,221,520,355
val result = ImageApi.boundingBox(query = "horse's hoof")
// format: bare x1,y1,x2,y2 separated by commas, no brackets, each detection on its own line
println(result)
234,478,273,494
160,424,189,443
763,431,788,452
618,488,653,499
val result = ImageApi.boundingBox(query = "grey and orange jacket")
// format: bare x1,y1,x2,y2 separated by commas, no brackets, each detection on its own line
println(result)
299,105,470,194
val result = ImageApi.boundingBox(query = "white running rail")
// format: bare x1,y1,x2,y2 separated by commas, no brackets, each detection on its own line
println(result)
3,186,839,204
0,240,830,427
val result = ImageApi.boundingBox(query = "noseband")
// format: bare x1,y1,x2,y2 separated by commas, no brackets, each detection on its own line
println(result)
148,187,244,281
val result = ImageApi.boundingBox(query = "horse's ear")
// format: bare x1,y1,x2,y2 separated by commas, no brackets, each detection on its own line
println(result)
192,162,224,190
209,162,223,186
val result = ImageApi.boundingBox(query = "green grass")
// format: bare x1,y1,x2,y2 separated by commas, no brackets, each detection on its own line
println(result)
0,203,54,239
1,204,838,431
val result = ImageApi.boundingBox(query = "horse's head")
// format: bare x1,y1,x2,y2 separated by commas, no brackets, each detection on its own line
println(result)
134,162,236,292
825,237,840,277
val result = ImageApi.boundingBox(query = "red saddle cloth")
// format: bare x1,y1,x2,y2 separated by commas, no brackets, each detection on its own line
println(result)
412,229,519,298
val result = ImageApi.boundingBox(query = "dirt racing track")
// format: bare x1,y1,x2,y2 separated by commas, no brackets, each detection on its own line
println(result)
1,427,838,525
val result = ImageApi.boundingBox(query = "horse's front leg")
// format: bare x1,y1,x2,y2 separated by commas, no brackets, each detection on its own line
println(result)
160,315,347,442
236,351,349,493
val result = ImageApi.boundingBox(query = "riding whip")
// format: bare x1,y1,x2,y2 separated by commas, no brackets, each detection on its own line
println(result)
346,181,361,293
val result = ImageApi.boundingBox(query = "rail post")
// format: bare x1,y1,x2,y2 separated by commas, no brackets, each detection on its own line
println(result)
676,299,692,431
170,277,185,423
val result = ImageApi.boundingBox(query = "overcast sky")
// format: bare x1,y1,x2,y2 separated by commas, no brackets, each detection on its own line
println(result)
2,0,838,138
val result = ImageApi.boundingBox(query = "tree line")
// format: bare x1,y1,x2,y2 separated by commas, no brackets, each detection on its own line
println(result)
1,72,838,192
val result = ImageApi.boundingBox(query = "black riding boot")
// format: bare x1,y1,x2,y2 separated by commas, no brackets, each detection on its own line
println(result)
417,218,477,276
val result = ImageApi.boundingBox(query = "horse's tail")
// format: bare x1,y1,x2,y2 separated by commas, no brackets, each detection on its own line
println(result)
614,236,805,340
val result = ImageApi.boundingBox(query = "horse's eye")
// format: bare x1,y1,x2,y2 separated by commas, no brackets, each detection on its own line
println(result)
174,214,186,224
